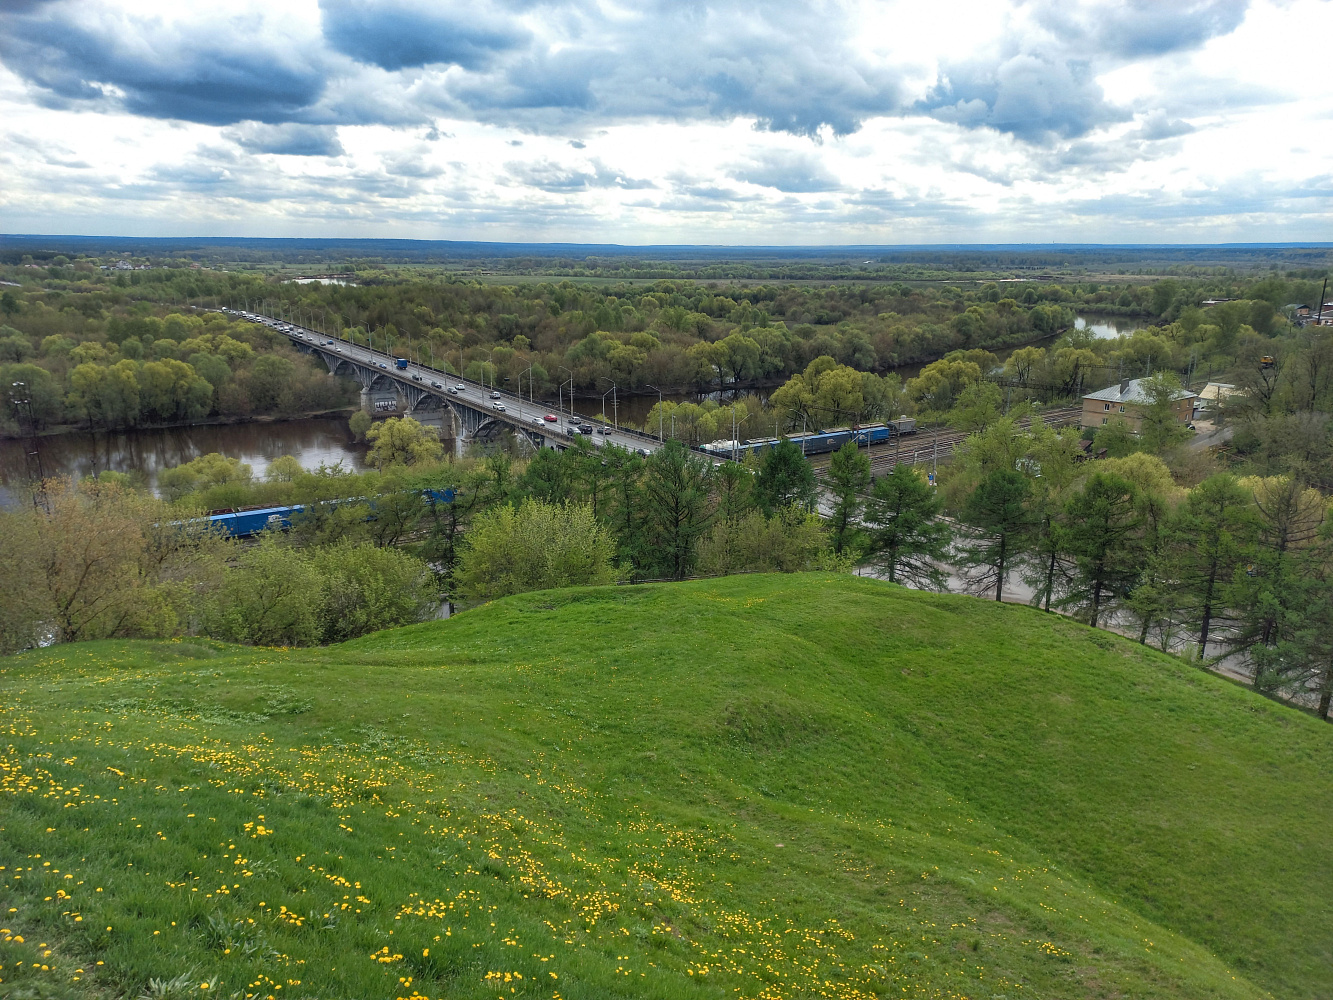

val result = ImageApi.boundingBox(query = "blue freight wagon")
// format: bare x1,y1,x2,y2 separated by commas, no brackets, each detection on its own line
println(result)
202,488,456,538
205,504,306,537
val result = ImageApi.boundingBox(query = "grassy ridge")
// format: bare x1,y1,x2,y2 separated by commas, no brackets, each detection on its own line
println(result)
1,574,1330,1000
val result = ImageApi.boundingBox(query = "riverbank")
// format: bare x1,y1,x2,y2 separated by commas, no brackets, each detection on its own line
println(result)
0,413,369,509
1,406,360,442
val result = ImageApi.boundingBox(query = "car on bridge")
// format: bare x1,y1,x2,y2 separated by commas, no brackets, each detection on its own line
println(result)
378,362,388,369
489,391,501,399
455,383,465,391
543,413,558,422
430,381,443,389
493,402,506,412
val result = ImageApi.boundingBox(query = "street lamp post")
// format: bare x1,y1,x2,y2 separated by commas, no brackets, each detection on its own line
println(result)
644,384,664,441
518,362,533,420
598,378,618,431
557,366,573,420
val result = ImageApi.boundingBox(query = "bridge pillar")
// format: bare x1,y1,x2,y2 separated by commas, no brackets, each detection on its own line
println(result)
360,385,403,416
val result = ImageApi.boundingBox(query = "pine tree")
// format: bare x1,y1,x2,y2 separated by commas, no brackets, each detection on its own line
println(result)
640,440,713,579
863,464,951,589
826,440,871,555
1170,474,1257,659
1060,472,1142,628
958,468,1032,602
755,438,816,514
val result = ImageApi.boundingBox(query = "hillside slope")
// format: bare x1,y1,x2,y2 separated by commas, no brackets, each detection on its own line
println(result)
1,574,1330,1000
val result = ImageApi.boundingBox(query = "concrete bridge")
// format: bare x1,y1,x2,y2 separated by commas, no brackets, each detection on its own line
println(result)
229,310,666,458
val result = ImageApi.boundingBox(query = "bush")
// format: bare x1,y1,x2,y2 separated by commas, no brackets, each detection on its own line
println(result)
204,536,438,646
696,506,832,576
455,499,617,602
310,541,439,643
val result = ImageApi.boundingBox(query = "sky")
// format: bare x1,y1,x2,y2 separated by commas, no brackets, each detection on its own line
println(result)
1,0,1331,245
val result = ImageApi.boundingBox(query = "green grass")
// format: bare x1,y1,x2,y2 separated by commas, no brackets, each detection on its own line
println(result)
1,574,1330,1000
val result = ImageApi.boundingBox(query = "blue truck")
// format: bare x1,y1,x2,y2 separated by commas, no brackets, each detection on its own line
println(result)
395,358,409,369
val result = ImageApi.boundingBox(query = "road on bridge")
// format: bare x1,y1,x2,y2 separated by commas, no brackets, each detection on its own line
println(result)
229,310,667,457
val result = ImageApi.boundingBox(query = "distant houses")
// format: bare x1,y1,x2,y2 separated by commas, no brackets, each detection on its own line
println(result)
1080,377,1198,432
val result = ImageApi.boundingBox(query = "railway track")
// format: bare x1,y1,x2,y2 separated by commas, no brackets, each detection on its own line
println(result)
810,406,1082,478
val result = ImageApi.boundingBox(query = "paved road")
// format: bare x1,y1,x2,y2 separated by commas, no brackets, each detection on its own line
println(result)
231,310,666,456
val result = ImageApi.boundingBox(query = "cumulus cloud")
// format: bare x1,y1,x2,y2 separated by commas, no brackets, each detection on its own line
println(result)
730,150,841,193
0,0,1327,241
0,4,328,125
506,158,656,192
1031,0,1251,59
226,123,344,156
319,0,529,71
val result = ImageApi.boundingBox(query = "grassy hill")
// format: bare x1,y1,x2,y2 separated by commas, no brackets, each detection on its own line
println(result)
1,574,1330,1000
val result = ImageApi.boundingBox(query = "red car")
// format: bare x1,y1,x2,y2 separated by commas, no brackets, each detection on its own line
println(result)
543,413,558,422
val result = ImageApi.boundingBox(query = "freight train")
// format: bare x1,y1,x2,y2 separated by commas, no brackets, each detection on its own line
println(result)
701,418,917,459
197,488,455,538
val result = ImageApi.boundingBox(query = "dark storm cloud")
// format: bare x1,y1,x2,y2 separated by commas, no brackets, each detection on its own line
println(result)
319,0,529,72
226,123,345,156
0,5,327,125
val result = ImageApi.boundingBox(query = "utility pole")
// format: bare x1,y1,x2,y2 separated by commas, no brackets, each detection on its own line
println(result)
931,418,939,485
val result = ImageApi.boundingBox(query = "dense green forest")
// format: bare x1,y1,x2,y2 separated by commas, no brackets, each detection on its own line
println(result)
3,251,1329,438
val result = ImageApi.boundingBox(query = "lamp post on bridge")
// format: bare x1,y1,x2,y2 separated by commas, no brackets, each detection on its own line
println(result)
598,378,618,432
644,384,664,442
518,361,534,421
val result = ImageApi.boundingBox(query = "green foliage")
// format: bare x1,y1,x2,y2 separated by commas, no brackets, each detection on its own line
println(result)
826,440,871,554
1060,472,1143,628
158,453,253,502
455,498,617,602
863,464,952,588
205,536,437,645
348,409,371,441
1169,474,1258,658
754,438,816,514
695,505,830,575
638,441,714,579
364,416,444,469
958,468,1033,601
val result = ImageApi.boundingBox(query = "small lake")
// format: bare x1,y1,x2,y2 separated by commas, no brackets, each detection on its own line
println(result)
0,416,367,509
1075,313,1148,339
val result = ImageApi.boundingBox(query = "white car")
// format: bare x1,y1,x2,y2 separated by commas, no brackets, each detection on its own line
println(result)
493,402,506,412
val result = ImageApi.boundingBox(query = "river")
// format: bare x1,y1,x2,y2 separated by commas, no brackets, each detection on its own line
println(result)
0,417,368,510
0,312,1147,508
